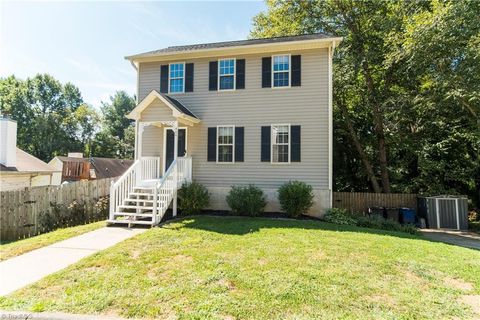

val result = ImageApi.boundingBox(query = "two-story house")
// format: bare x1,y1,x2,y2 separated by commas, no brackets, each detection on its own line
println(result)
108,33,341,226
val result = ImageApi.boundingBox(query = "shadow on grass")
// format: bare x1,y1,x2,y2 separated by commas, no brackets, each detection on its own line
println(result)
162,213,480,251
173,214,420,240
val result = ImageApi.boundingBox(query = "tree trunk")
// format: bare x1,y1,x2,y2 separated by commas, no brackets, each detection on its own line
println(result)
338,101,382,193
362,60,391,193
337,2,392,193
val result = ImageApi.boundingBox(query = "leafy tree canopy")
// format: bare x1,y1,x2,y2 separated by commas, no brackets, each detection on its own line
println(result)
251,0,480,206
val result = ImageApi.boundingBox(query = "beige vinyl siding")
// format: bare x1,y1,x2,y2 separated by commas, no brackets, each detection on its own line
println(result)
139,48,329,190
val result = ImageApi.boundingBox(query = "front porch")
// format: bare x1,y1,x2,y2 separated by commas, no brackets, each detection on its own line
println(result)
108,90,200,226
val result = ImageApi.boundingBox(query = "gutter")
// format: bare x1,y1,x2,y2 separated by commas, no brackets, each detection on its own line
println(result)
125,37,344,62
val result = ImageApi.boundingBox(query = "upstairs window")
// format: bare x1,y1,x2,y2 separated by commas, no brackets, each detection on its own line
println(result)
169,63,185,93
272,124,290,163
217,126,234,162
272,55,290,87
219,59,235,90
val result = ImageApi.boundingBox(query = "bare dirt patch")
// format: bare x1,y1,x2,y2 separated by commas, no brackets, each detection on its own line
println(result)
367,293,397,308
217,278,236,291
130,250,141,259
458,295,480,316
444,277,474,291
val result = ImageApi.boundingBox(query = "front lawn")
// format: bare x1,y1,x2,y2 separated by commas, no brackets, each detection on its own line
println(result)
0,221,105,261
1,216,479,319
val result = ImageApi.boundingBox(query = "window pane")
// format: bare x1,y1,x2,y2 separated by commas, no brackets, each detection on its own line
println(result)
170,79,183,93
273,55,289,72
218,145,233,162
220,59,235,76
272,125,289,163
273,72,289,87
220,75,234,90
218,126,233,144
169,63,184,92
273,145,289,163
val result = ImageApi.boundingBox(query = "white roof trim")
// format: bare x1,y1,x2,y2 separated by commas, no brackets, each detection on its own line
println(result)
125,37,343,62
126,90,200,124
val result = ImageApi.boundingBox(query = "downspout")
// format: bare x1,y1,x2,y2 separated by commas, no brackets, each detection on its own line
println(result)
328,40,336,210
128,59,140,160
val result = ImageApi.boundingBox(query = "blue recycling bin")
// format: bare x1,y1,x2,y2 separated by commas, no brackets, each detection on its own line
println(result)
400,208,416,224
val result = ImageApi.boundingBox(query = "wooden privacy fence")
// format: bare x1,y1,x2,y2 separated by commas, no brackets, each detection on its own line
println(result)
333,192,418,214
0,178,115,242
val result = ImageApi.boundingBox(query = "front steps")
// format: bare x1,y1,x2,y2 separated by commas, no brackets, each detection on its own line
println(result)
108,185,165,226
109,157,192,227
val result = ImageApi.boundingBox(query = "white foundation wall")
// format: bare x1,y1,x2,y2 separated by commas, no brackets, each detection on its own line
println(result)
206,187,331,218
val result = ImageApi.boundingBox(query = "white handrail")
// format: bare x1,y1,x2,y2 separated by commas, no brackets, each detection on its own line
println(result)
151,156,192,223
109,157,160,219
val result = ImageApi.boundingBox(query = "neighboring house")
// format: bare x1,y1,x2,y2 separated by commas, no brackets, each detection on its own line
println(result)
49,154,134,183
109,33,341,226
0,117,60,191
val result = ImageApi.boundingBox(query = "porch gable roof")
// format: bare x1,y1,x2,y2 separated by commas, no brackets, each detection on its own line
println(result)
126,90,200,124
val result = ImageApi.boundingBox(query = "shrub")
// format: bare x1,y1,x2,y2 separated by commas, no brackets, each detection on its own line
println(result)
321,207,418,235
323,208,357,225
278,181,314,218
178,181,210,215
226,185,266,217
357,215,418,235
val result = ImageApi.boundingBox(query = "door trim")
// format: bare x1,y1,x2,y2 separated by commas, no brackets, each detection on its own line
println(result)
162,127,188,175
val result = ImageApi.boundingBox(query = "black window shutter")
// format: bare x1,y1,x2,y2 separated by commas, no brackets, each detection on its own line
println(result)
262,57,271,88
235,127,244,162
236,59,245,89
291,125,301,162
207,127,217,161
209,61,218,91
261,126,271,162
291,55,301,87
160,65,169,93
185,63,194,92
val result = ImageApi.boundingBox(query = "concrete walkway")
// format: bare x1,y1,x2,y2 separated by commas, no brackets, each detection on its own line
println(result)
0,226,146,296
421,229,480,250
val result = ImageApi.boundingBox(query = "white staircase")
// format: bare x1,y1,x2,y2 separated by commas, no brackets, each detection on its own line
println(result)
108,156,192,226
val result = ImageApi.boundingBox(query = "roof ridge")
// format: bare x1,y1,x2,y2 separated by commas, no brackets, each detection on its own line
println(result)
126,32,340,59
164,32,334,50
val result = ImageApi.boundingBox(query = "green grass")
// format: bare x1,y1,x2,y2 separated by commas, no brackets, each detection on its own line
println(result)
1,216,479,319
0,221,105,261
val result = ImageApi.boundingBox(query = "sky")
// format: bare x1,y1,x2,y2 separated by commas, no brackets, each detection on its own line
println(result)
0,1,265,107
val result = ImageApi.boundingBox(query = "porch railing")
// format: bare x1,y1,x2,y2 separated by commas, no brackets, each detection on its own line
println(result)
152,156,192,223
109,157,160,218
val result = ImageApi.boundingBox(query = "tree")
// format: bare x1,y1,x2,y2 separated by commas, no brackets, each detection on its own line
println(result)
391,0,480,204
0,74,100,161
251,0,480,205
90,91,136,159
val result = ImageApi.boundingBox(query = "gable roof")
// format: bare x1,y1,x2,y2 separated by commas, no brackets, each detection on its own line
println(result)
89,157,134,179
0,148,59,173
161,94,197,118
127,90,200,123
126,33,342,62
55,156,134,179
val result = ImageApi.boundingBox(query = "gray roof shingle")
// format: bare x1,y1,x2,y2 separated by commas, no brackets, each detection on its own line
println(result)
161,94,198,119
128,33,336,58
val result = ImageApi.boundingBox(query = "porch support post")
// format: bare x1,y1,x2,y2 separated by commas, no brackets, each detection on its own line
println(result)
134,120,139,160
138,122,145,161
172,121,178,217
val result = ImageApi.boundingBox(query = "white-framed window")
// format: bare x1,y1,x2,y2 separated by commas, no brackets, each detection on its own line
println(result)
218,58,236,90
271,124,290,163
169,63,185,93
217,125,235,163
272,55,290,88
